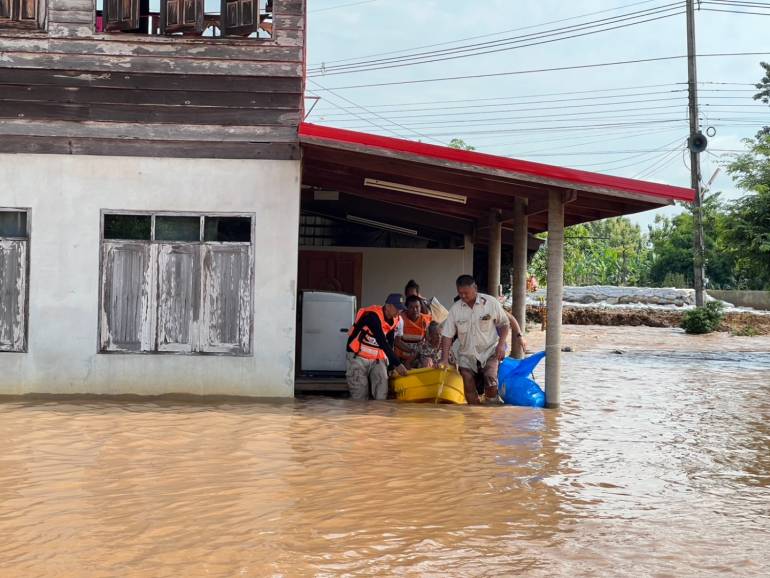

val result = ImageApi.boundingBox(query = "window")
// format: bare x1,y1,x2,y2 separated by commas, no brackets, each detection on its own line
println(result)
0,209,29,353
0,0,37,28
97,0,273,37
99,212,254,355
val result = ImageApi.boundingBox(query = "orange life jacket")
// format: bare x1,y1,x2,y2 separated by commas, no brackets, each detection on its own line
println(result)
399,312,432,343
348,305,400,361
395,312,432,360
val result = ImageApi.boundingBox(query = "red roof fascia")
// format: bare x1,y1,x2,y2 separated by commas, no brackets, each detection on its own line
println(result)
299,122,695,203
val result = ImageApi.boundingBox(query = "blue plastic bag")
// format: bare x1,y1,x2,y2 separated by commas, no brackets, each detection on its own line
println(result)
498,351,547,407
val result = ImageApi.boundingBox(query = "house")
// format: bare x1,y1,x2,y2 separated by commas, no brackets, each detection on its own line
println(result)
1,0,304,396
0,0,694,401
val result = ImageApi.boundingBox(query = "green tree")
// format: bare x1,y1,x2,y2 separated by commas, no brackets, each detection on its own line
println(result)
754,61,770,105
529,217,650,286
752,61,769,137
647,194,735,289
724,133,770,289
448,138,476,151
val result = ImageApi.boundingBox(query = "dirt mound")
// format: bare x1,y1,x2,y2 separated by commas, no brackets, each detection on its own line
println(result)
525,305,770,335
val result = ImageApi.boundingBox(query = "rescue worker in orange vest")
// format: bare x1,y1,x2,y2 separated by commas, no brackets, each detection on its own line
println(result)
346,294,409,400
395,295,432,368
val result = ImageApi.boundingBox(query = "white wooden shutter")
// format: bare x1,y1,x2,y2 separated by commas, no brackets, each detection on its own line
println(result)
156,243,200,353
100,242,155,352
201,244,252,354
0,240,27,353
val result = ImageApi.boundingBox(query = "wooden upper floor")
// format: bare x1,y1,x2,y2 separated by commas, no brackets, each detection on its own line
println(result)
0,0,305,159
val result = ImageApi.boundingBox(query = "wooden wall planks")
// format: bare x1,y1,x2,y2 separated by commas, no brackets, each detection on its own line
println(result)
0,136,302,159
0,0,307,159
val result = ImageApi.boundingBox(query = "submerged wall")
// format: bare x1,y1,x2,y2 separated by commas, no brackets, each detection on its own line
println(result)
0,154,301,396
707,290,770,311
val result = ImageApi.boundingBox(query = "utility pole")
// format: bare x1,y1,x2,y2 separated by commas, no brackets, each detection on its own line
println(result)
686,0,706,306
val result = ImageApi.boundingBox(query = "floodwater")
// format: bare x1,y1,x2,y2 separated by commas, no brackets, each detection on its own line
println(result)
1,327,769,577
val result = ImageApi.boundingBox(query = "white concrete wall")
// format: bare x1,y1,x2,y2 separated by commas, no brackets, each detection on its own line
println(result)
0,153,301,397
302,246,469,309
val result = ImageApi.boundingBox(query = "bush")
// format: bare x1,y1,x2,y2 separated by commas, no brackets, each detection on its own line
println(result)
661,272,689,288
681,301,725,334
732,324,759,337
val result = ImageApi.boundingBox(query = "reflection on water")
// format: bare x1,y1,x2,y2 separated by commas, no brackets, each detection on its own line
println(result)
0,343,768,576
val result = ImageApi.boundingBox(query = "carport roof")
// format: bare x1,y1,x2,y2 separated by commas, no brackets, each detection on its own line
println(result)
299,122,694,237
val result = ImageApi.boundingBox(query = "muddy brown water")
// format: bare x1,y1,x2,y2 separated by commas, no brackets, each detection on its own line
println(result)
1,327,768,577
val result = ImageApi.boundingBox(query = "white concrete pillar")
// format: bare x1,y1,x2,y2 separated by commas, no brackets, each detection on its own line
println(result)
463,232,474,275
545,191,564,409
511,197,528,359
487,208,501,297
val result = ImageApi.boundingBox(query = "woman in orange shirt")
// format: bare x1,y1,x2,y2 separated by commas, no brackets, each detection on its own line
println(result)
395,294,432,368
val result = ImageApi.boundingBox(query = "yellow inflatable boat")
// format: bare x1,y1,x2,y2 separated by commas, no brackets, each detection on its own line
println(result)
391,367,467,404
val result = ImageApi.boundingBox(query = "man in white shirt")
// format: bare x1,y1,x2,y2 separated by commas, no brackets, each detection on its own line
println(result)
439,275,510,404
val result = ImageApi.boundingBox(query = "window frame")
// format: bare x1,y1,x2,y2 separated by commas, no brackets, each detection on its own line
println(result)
0,207,30,354
97,0,274,39
97,209,255,356
0,0,39,30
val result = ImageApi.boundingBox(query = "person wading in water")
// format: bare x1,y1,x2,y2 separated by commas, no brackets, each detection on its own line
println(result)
439,275,510,405
346,294,408,401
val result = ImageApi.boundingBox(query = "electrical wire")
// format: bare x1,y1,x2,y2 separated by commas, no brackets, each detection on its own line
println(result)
634,146,686,178
305,88,404,139
310,94,761,120
506,127,685,156
308,4,686,76
337,110,693,132
306,79,447,145
309,53,770,91
309,2,683,72
566,136,686,169
704,0,770,6
308,84,755,113
310,0,379,14
323,102,691,126
309,0,666,67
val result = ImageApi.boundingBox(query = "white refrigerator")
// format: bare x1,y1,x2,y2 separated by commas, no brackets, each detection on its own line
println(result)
300,291,357,375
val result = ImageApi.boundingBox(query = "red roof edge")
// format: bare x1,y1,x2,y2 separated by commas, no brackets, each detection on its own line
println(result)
299,122,695,203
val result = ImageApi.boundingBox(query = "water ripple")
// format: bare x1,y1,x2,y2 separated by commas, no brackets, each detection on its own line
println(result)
0,341,768,576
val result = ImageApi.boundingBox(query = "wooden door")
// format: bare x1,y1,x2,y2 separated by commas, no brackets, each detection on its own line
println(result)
297,250,362,305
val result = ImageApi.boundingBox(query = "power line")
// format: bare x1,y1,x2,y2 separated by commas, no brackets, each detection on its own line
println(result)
376,119,690,138
702,7,770,14
337,109,693,131
566,136,686,169
317,100,691,124
331,102,770,129
506,147,744,157
371,117,767,139
305,88,404,139
704,0,770,6
313,93,690,119
306,79,447,145
310,94,760,119
507,127,685,155
634,146,686,178
308,0,667,67
308,83,755,112
310,0,379,14
471,126,685,150
308,4,686,76
309,2,683,72
309,53,770,91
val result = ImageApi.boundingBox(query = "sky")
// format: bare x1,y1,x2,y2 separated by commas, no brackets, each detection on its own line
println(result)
304,0,770,229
